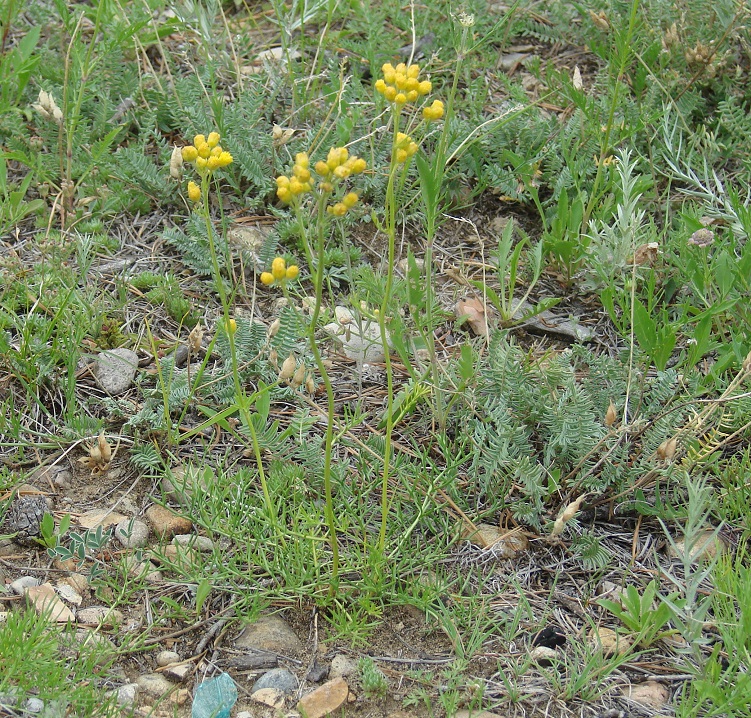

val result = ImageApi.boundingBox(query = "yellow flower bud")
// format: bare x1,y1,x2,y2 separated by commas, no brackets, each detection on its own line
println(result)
293,165,311,182
394,93,407,105
375,78,387,94
406,90,418,102
342,192,359,208
395,62,406,74
383,69,396,84
276,175,290,187
193,134,206,147
187,181,201,202
407,63,420,78
295,152,309,167
197,142,211,159
196,157,208,170
288,177,303,194
277,187,292,203
418,80,432,95
319,181,333,193
337,147,349,163
218,151,233,166
207,156,221,171
227,318,237,334
333,165,350,179
405,77,419,92
395,149,408,163
315,160,330,176
271,257,287,279
260,271,275,285
384,86,397,102
211,146,222,157
182,145,198,162
408,141,419,156
382,62,395,75
350,158,367,173
207,132,220,148
395,72,408,89
285,265,299,280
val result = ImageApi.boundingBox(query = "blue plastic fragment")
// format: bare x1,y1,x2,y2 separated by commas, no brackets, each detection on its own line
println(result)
191,672,238,718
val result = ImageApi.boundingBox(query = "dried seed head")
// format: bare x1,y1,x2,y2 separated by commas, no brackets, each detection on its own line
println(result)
688,228,714,248
572,65,583,91
268,318,281,339
305,373,316,394
280,353,296,382
551,495,585,537
97,433,112,464
589,9,610,30
291,361,306,389
170,145,184,180
268,348,278,369
188,322,203,353
657,437,677,461
61,179,75,199
662,22,679,51
604,400,617,427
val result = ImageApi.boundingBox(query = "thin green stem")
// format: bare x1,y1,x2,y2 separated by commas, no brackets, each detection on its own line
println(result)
377,114,401,554
199,174,281,541
295,199,340,593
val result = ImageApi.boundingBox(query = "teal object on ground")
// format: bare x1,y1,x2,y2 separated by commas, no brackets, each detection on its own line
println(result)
191,672,238,718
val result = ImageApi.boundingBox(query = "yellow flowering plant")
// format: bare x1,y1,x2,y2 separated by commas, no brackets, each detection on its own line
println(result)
261,143,369,591
176,130,282,540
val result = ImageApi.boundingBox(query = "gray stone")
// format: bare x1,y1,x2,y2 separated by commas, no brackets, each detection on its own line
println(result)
234,614,302,656
10,576,41,595
172,534,214,552
23,697,44,714
76,606,124,626
251,668,298,696
94,348,139,395
329,654,358,679
110,683,138,706
114,518,149,548
5,496,49,545
323,310,390,365
135,673,174,698
156,650,180,667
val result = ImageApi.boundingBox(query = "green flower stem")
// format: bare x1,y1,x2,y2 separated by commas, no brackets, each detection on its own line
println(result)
294,197,340,594
377,114,401,554
198,174,281,541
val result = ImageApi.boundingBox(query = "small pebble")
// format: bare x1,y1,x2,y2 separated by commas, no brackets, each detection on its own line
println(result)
114,519,149,548
156,650,180,667
23,698,44,714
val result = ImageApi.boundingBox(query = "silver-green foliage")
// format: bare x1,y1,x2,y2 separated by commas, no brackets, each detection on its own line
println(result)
469,337,692,529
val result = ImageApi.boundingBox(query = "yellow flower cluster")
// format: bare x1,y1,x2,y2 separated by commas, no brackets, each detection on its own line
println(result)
314,147,367,183
422,99,445,121
182,132,233,173
327,192,360,217
260,257,300,286
276,152,314,203
375,63,432,105
394,133,419,164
